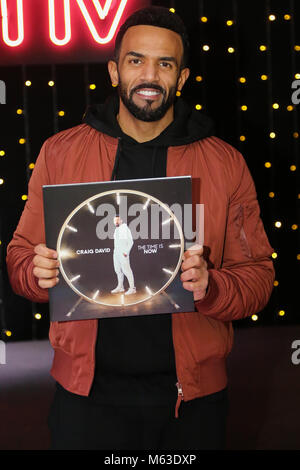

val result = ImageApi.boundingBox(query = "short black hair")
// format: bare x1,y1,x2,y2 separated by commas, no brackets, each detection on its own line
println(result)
113,6,190,68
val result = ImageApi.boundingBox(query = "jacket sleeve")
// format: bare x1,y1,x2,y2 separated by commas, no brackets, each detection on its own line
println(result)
195,149,275,322
6,141,51,303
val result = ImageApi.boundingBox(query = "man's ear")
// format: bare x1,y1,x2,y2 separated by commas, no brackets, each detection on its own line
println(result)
108,60,119,87
177,67,190,93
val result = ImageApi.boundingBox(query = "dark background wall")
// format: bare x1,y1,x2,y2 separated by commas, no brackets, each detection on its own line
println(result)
0,0,299,342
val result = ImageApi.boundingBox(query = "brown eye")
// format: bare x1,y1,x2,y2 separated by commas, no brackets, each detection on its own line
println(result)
129,58,141,65
160,62,172,68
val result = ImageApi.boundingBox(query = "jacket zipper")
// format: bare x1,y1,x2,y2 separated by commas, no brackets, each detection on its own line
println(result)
240,226,252,257
238,204,252,258
175,381,184,418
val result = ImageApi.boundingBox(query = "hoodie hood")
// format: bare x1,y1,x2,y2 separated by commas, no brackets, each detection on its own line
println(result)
83,93,214,147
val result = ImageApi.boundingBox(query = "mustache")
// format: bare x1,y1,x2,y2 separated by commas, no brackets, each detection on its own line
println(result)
130,83,166,97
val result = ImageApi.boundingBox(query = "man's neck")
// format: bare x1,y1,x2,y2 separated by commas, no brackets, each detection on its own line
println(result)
117,100,174,143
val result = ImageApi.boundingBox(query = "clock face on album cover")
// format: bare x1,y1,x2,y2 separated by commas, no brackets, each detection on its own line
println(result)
57,189,184,307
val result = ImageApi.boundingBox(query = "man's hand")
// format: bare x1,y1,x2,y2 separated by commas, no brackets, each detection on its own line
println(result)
33,243,60,289
181,244,209,301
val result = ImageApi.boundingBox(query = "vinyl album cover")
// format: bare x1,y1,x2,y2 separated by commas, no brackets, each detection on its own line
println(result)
43,176,203,322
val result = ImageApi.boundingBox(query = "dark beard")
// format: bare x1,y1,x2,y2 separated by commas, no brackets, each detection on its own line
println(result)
118,82,178,122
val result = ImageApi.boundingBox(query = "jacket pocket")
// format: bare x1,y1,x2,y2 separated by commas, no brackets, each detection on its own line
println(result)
176,312,233,364
49,321,68,352
199,314,233,360
237,202,273,260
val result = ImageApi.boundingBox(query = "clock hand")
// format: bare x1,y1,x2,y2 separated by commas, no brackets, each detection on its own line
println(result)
66,296,84,317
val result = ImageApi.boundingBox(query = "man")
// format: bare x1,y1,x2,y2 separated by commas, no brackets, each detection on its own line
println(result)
6,7,275,450
111,215,136,295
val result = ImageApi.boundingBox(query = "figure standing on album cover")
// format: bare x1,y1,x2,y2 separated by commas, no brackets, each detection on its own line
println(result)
111,215,136,295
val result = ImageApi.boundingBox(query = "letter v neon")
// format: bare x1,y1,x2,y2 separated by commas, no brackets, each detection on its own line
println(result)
76,0,128,44
91,0,113,20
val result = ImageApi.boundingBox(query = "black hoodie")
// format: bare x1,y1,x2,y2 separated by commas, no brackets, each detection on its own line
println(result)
81,94,214,406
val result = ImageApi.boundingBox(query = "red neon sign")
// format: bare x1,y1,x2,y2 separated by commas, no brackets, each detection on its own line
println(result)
48,0,72,46
1,0,24,47
48,0,129,46
0,0,149,65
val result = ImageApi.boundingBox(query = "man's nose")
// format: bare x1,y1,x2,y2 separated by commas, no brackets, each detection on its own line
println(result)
140,62,160,82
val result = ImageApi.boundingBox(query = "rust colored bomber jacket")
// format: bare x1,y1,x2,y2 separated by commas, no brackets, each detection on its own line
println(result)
6,123,275,415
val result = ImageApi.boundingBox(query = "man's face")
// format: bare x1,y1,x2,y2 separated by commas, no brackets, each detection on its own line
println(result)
108,25,190,122
114,217,122,227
